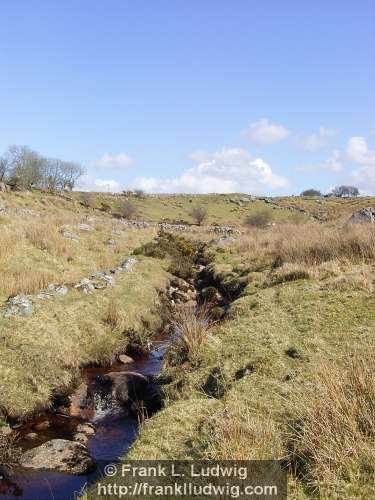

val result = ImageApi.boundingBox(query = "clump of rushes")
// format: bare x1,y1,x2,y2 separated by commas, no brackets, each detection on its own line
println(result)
0,431,21,472
165,306,211,365
288,353,375,490
102,299,124,332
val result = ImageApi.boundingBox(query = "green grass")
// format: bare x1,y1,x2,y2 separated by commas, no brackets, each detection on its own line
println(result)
0,256,168,419
120,237,375,498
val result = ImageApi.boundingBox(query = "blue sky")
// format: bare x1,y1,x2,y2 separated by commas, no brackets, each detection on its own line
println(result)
0,0,374,194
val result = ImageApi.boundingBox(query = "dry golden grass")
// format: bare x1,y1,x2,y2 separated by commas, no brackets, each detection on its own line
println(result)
0,431,20,470
233,223,375,268
288,354,375,487
168,306,211,362
200,404,284,460
325,268,374,292
102,298,125,332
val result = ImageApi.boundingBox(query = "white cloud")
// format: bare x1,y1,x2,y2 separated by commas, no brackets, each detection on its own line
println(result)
350,166,375,194
346,137,375,194
244,118,290,144
347,136,375,166
77,174,122,193
320,150,343,172
132,148,289,194
301,127,338,152
90,152,134,169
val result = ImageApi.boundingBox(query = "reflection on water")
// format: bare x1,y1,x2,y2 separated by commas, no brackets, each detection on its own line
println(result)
0,340,168,500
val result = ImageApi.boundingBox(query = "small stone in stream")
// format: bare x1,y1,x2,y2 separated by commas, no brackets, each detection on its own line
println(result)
68,383,89,417
170,277,190,292
118,354,134,364
24,432,38,441
33,420,50,431
19,439,95,474
76,423,96,435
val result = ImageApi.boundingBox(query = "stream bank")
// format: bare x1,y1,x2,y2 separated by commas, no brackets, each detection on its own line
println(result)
0,232,232,500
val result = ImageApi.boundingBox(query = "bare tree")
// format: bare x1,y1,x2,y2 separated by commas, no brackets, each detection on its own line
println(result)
0,145,84,191
0,156,9,181
133,189,145,199
191,206,207,226
122,200,137,219
332,185,359,197
6,145,45,189
60,161,84,190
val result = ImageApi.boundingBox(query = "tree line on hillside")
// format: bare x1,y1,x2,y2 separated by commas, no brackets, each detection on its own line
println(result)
301,186,360,197
0,145,84,191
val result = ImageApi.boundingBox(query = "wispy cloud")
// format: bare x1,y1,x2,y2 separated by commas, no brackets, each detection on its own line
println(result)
77,174,122,192
90,152,135,169
243,118,290,144
347,136,375,166
300,126,338,151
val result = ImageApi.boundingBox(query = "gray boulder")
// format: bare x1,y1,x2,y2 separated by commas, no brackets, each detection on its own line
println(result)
4,295,33,317
19,439,95,474
60,229,80,241
77,223,94,231
348,207,375,224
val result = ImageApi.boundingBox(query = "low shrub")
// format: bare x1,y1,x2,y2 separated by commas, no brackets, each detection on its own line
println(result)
244,208,273,228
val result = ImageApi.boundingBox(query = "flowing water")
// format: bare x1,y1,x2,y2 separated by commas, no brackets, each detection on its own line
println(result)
0,339,170,500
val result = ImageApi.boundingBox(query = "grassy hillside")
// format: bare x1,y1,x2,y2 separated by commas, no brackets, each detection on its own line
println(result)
124,223,375,499
1,190,375,498
0,190,170,421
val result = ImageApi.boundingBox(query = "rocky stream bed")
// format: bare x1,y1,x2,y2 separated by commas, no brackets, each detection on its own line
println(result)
0,256,228,500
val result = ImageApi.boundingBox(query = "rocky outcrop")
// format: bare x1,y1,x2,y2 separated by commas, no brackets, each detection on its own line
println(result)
19,439,95,474
166,277,197,307
3,295,33,317
348,207,375,224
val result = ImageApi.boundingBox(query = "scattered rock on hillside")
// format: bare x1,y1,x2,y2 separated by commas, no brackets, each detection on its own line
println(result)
121,258,137,271
348,207,375,224
77,223,94,231
4,295,33,317
19,439,95,474
105,238,116,246
211,236,238,247
37,284,68,300
60,229,80,241
15,208,39,217
74,277,95,294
